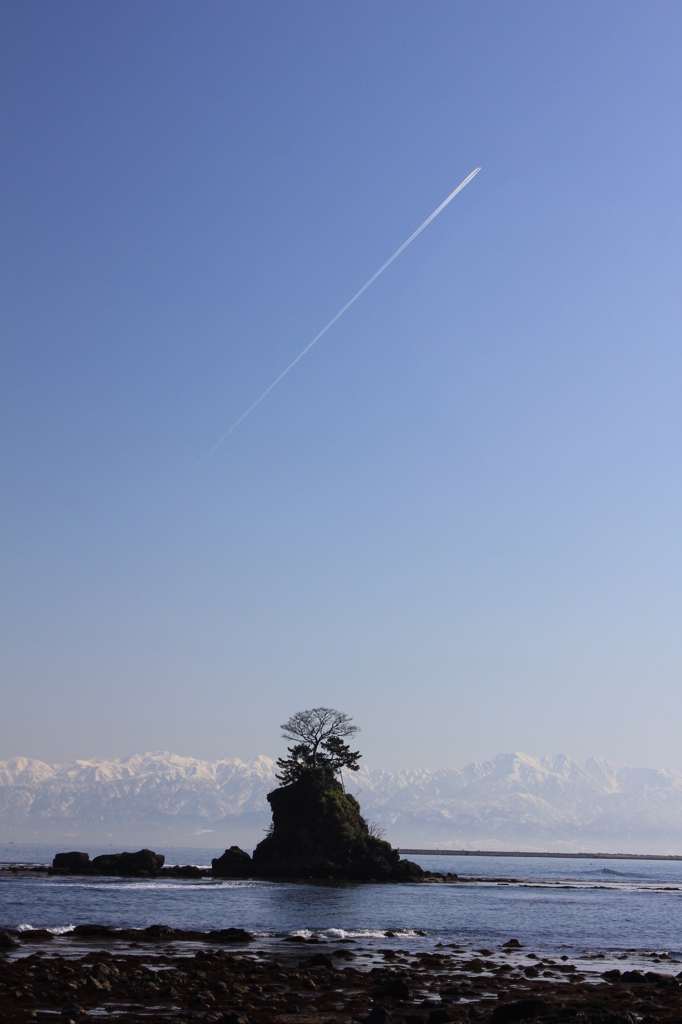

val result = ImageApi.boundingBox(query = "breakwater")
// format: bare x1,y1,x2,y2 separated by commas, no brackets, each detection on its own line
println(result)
398,849,682,860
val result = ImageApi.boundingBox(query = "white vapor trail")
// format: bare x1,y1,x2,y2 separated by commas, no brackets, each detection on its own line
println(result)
200,167,480,461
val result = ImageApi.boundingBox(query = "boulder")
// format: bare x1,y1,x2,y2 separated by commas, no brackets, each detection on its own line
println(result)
91,849,165,876
211,846,253,878
52,851,93,875
0,930,19,948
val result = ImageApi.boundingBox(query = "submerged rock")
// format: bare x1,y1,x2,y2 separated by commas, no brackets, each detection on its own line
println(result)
90,849,165,876
251,769,423,882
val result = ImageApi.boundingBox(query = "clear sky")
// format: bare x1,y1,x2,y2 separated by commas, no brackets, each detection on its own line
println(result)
1,1,680,770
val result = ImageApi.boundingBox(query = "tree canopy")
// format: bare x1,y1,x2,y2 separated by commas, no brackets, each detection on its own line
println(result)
276,707,361,784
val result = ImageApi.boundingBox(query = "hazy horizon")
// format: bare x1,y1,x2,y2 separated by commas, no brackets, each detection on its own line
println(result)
4,748,682,854
3,747,682,774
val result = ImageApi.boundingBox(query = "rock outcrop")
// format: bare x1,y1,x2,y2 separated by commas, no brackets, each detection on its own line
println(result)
249,770,423,881
51,849,165,877
52,851,94,874
211,845,252,878
91,849,165,876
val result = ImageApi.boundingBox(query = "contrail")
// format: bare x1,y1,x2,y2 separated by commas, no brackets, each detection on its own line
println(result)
200,167,480,461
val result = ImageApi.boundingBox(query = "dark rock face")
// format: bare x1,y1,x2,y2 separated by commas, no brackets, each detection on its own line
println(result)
392,858,424,882
211,846,253,878
251,770,423,882
52,851,93,875
90,849,165,876
51,848,166,877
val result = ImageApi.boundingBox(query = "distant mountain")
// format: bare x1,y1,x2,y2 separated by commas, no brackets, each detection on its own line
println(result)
350,754,682,853
0,753,275,848
1,752,680,853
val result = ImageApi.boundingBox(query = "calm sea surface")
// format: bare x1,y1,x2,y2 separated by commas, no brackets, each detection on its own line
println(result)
1,844,681,964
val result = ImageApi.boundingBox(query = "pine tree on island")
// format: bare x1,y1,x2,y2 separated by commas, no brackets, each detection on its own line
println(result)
275,707,361,784
212,708,424,881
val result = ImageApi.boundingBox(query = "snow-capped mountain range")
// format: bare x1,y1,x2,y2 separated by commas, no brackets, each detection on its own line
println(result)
1,752,681,853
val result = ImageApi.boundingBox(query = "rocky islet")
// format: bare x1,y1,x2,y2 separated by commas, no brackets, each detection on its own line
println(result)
50,769,428,883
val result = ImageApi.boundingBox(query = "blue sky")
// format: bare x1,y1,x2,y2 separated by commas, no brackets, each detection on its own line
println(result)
1,1,680,769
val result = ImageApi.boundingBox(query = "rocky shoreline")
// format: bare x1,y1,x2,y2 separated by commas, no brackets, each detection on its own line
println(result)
0,928,681,1023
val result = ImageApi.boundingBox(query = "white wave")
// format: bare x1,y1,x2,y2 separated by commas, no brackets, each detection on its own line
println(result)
17,924,76,935
291,927,424,940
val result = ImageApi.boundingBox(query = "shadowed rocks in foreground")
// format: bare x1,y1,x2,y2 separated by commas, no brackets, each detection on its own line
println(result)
1,934,681,1024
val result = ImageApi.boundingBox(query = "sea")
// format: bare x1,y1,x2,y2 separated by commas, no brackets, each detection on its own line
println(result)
1,844,681,970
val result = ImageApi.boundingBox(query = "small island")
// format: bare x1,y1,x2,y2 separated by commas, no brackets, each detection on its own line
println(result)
214,707,424,882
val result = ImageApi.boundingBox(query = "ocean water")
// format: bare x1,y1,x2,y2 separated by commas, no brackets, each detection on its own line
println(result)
1,845,681,964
